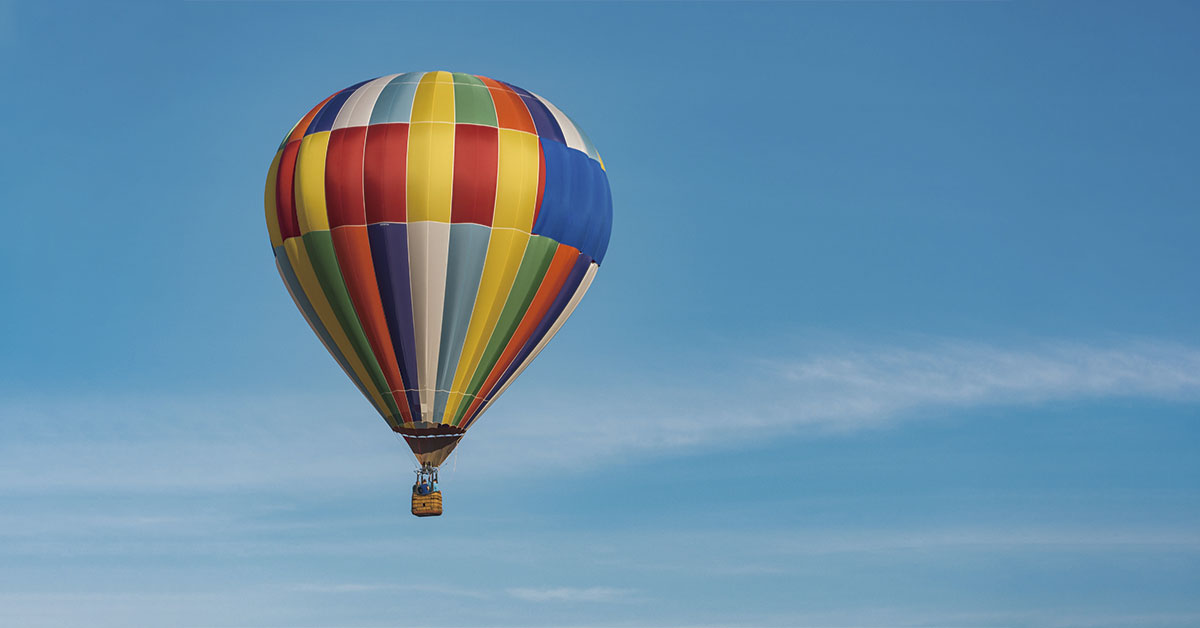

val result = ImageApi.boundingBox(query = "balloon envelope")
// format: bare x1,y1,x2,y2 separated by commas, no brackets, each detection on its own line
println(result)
265,71,612,466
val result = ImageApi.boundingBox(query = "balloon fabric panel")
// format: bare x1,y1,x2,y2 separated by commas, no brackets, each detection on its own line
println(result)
433,224,490,422
266,71,611,464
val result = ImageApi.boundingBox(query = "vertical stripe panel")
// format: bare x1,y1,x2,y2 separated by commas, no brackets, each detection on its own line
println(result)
407,221,451,422
363,123,408,224
367,223,422,421
406,121,455,223
411,71,455,123
369,73,421,125
325,127,367,228
493,129,540,231
451,73,498,126
432,223,490,421
450,125,499,226
441,228,530,422
274,141,302,240
294,132,332,234
478,77,537,133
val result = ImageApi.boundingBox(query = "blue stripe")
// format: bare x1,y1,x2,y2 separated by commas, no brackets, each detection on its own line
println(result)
433,224,490,421
369,73,422,125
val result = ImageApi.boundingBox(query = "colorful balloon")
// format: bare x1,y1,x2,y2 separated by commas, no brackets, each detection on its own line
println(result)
264,71,612,468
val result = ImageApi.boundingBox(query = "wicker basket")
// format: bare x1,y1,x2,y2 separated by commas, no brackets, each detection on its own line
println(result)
412,490,443,517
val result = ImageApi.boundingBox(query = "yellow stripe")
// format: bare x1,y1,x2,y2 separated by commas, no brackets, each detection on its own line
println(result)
264,149,283,248
442,228,531,421
294,132,331,234
411,71,455,123
406,122,455,222
493,129,540,231
283,236,391,416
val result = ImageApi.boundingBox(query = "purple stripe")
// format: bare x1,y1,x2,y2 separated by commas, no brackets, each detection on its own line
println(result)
502,82,565,144
367,223,421,419
306,79,371,135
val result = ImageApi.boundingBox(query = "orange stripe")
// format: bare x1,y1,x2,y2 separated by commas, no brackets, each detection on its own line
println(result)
330,225,414,423
458,244,579,424
288,93,336,144
479,76,537,134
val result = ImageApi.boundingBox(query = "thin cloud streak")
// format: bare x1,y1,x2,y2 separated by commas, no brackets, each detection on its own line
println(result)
506,586,634,603
2,339,1198,489
478,339,1200,469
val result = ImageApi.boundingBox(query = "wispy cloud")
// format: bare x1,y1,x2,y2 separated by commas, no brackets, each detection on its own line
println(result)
472,338,1200,469
506,586,634,603
2,338,1198,489
291,582,493,599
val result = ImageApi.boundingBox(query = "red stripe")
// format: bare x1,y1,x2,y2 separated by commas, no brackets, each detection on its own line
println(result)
330,225,413,423
478,76,537,133
450,125,498,225
325,127,368,228
274,140,302,239
363,123,409,224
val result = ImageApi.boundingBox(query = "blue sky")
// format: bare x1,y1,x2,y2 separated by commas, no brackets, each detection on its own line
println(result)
2,1,1199,626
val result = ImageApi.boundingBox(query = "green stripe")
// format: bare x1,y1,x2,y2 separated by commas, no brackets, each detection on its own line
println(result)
301,231,404,422
452,73,497,126
451,236,558,425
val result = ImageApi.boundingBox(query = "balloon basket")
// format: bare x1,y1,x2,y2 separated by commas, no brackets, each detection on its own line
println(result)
411,465,442,517
412,490,443,517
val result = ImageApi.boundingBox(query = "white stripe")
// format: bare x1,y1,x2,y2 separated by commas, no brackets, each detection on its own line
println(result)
407,221,451,422
530,92,587,154
473,262,599,421
332,74,398,130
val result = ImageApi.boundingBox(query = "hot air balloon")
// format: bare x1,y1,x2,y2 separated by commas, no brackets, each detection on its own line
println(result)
264,71,612,516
